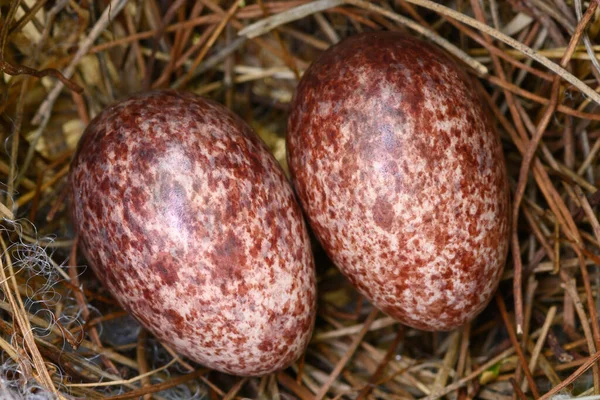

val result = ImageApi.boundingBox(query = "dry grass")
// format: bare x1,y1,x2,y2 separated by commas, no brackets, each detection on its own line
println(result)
1,0,600,398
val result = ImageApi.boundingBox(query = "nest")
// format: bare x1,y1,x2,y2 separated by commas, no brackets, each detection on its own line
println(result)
1,0,600,398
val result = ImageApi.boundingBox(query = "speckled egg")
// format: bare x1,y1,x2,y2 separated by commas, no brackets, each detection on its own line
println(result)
287,32,509,331
70,90,316,376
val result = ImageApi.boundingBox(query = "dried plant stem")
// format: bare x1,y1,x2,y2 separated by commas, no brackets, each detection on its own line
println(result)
33,0,68,58
223,377,248,400
467,0,533,337
0,318,131,388
0,299,138,369
175,0,244,89
574,185,600,242
0,59,82,93
478,75,584,337
577,137,600,175
403,0,600,105
6,79,27,211
431,330,461,396
136,330,151,400
31,0,129,126
484,75,600,121
15,164,69,208
347,0,487,74
0,334,19,365
160,343,194,372
510,378,528,400
575,0,600,77
355,326,404,399
264,2,301,80
67,357,179,388
522,306,556,393
143,0,186,90
68,237,119,375
539,349,600,400
240,0,487,74
277,372,314,400
4,0,600,398
105,369,209,400
90,1,309,55
239,0,344,38
7,0,47,35
495,293,540,398
313,317,396,341
511,0,598,335
0,0,80,93
315,309,379,399
0,236,60,397
564,272,600,388
422,346,516,399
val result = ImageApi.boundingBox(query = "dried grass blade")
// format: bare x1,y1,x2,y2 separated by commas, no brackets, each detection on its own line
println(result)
0,236,60,397
402,0,600,106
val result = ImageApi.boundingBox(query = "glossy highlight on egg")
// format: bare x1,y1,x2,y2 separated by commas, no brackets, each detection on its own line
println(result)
287,32,510,331
70,90,316,376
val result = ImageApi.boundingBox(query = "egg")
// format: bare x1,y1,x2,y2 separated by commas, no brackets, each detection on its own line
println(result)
287,32,509,331
70,90,316,376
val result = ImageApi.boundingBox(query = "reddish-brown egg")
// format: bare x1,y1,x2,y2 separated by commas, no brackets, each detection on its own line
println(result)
70,90,316,376
287,32,509,331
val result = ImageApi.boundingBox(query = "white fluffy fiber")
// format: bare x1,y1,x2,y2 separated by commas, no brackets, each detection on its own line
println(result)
0,367,60,400
551,394,600,400
0,220,75,399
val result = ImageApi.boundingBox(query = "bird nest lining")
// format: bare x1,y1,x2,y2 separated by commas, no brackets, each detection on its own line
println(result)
1,0,600,399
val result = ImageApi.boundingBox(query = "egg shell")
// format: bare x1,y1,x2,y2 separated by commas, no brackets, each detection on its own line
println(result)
287,32,510,331
70,90,316,376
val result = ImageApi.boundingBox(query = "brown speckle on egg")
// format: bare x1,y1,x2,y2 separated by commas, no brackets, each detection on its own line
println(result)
287,32,510,331
70,90,316,376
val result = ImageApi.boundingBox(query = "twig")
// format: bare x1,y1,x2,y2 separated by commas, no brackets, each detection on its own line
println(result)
0,0,80,93
522,306,557,393
136,329,151,400
315,308,379,399
355,326,404,399
67,357,178,387
5,79,27,211
348,0,487,74
16,164,69,208
239,0,344,38
484,75,600,121
240,0,487,74
431,331,461,396
510,0,598,334
313,317,397,341
31,0,129,125
574,185,600,243
175,0,244,89
574,0,600,77
160,342,194,372
510,378,528,400
0,236,61,397
495,293,540,398
68,236,119,374
539,350,600,400
7,0,48,35
577,137,600,176
143,0,186,90
172,36,247,89
421,346,516,399
277,372,314,400
0,62,83,93
105,369,209,400
223,377,248,400
402,0,600,106
562,276,599,389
